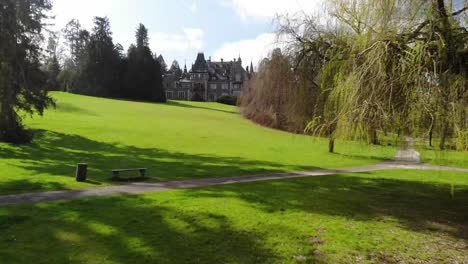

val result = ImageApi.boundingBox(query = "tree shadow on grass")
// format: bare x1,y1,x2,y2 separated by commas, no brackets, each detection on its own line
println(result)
333,152,393,163
0,180,70,194
0,130,321,194
179,174,468,241
0,196,278,263
0,174,466,263
166,101,239,115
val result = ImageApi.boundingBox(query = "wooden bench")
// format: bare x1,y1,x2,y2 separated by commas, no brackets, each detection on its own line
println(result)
111,168,147,181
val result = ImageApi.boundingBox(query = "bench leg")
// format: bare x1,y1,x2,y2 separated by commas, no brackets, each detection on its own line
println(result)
112,171,120,179
139,169,146,178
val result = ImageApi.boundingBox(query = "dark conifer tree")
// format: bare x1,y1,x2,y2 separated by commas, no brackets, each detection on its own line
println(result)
0,0,55,143
124,23,165,102
45,32,61,90
83,17,121,96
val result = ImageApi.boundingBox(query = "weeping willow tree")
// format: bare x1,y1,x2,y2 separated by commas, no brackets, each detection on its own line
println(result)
274,0,467,152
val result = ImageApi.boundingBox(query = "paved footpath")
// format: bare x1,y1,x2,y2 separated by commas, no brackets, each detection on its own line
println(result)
0,141,467,206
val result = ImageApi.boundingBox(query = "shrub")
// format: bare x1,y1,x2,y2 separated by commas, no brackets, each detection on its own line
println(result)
216,95,238,106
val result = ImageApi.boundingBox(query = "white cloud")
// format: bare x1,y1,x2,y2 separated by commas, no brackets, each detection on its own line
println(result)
151,28,204,53
213,33,280,70
189,2,198,13
222,0,325,21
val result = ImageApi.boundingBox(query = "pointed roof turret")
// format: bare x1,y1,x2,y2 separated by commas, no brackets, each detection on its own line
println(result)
192,52,208,72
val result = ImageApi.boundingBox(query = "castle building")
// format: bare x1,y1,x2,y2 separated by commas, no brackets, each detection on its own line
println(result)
163,52,254,101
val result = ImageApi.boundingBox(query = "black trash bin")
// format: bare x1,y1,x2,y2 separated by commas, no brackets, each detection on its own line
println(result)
76,163,88,182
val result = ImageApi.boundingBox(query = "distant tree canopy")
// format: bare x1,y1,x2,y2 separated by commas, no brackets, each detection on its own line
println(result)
0,0,55,143
241,0,468,152
56,20,166,102
123,24,166,102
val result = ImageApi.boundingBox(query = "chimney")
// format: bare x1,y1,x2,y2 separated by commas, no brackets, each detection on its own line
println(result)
221,58,224,63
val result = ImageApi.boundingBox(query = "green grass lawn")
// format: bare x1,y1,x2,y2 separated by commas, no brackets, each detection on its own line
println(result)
0,92,395,195
418,148,468,168
0,169,466,263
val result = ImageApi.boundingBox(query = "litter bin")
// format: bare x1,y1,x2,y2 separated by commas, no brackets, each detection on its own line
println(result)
76,163,88,182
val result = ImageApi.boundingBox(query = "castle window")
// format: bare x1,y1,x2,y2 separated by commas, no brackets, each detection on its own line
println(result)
166,91,173,99
178,91,185,100
235,73,241,81
222,83,228,90
210,83,216,90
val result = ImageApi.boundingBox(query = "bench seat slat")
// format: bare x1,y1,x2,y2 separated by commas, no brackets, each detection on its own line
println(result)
112,168,146,172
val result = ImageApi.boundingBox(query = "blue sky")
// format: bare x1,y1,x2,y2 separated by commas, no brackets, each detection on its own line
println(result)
50,0,323,69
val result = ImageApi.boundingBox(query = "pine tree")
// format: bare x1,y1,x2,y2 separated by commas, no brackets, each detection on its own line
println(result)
84,17,122,96
124,24,166,102
45,32,61,90
0,0,55,143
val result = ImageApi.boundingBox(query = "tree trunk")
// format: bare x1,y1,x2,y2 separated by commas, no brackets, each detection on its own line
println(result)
328,137,335,153
368,128,379,145
0,92,27,143
429,126,433,147
439,121,449,150
429,117,435,147
461,109,466,130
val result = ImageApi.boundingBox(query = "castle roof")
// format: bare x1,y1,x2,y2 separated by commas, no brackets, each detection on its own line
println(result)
189,52,248,81
191,52,208,72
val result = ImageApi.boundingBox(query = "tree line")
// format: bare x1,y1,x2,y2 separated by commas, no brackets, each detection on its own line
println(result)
47,18,166,101
0,0,168,143
241,0,468,152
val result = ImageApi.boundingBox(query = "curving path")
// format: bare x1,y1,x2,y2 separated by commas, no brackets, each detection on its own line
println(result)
0,139,466,206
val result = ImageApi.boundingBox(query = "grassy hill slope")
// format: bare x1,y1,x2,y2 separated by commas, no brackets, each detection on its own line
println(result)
0,92,394,194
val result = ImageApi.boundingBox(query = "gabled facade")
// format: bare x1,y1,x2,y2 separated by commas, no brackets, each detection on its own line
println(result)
164,52,253,101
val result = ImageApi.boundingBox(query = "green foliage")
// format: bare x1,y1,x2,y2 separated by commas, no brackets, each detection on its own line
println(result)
45,55,61,90
0,0,55,143
216,95,238,106
122,24,165,102
58,20,166,102
190,92,204,102
82,17,122,97
244,0,468,152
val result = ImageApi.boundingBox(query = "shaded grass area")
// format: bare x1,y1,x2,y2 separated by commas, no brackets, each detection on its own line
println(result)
0,92,395,195
0,170,467,263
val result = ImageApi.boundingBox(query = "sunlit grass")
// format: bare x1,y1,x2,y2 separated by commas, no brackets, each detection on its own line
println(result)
0,169,466,263
0,92,395,194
